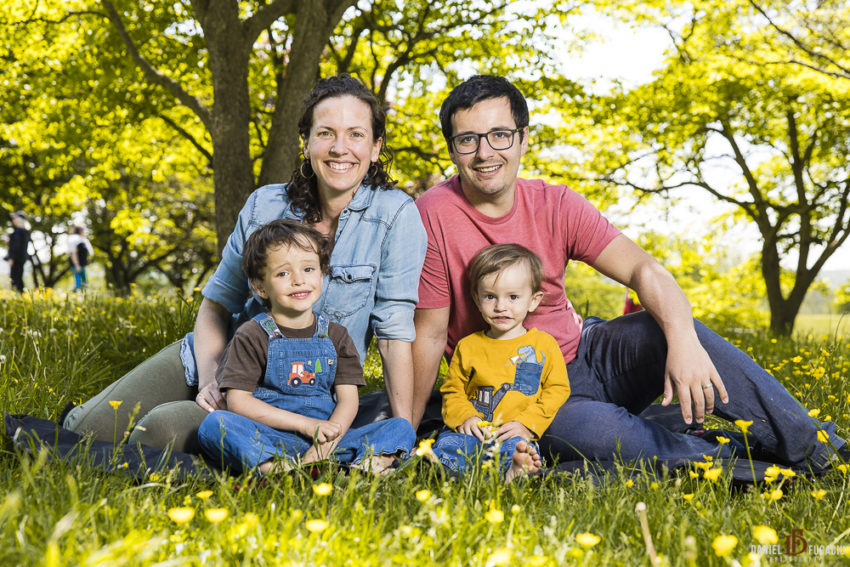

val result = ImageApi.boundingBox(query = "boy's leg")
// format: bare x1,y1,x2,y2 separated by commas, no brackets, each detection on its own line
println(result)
541,312,842,467
198,410,310,473
430,430,484,475
64,342,193,446
335,417,416,471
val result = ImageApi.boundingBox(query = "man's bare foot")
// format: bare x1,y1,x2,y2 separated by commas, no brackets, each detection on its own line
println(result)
353,454,397,476
505,441,541,483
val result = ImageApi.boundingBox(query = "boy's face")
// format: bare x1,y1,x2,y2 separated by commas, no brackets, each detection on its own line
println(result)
474,263,543,340
251,240,324,327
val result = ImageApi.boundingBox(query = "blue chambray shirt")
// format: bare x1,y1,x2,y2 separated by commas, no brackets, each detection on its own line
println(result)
181,183,427,386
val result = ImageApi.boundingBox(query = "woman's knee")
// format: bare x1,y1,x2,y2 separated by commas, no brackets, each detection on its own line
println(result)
129,400,206,454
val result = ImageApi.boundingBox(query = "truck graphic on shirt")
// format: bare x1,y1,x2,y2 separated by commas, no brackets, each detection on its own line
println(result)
469,345,544,421
288,362,316,387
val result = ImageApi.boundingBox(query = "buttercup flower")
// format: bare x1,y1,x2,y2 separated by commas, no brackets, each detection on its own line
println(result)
415,490,431,502
305,519,329,533
809,409,821,418
205,508,229,523
817,430,829,443
763,488,783,501
703,467,722,482
712,534,738,556
195,490,213,500
167,507,195,524
486,548,512,566
811,489,827,500
575,532,601,548
683,494,694,503
716,436,730,445
753,525,778,545
416,439,434,456
734,420,753,434
313,483,333,497
485,507,504,524
108,400,123,410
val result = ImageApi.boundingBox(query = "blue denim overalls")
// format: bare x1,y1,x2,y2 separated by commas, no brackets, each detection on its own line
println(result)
198,313,416,473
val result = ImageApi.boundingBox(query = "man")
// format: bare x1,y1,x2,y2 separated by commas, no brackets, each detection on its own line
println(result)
411,75,842,468
5,211,30,293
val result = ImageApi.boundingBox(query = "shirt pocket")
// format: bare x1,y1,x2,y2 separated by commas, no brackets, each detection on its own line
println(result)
513,361,543,396
322,264,376,319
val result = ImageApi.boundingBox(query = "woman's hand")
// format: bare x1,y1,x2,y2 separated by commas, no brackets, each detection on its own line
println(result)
196,382,226,412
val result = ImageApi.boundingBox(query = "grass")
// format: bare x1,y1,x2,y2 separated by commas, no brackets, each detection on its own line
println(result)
1,289,849,566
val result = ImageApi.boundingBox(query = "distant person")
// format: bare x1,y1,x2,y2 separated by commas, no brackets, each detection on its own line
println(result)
67,226,94,291
198,220,415,474
430,244,568,482
5,211,30,293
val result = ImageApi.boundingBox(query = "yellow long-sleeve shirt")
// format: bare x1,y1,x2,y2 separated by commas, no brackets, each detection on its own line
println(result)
440,328,570,438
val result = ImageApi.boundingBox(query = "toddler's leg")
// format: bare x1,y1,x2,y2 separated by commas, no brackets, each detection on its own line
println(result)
337,417,416,474
430,429,483,476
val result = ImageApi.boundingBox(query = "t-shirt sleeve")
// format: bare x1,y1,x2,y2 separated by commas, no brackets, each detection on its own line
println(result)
216,322,268,392
329,323,366,387
561,189,621,264
416,195,452,309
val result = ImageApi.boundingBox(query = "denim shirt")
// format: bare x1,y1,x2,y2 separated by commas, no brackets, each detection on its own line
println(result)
199,183,427,363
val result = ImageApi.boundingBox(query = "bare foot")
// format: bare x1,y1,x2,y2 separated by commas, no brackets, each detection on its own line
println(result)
258,458,294,476
505,441,541,483
353,454,397,476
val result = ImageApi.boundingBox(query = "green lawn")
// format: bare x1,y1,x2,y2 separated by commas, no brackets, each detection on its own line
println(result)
1,289,849,566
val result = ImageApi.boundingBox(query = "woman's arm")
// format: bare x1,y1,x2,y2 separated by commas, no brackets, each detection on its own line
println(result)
377,339,414,423
193,298,232,412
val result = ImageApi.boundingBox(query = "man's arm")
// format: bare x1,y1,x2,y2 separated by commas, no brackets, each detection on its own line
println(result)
411,306,450,429
590,235,729,424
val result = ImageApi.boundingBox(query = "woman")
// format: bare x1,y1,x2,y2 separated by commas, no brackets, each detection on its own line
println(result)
63,74,427,453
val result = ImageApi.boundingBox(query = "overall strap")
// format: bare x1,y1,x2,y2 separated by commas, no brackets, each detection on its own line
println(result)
253,312,283,339
315,314,329,338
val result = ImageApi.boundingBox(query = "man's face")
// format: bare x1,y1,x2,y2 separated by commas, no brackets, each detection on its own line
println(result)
448,97,528,207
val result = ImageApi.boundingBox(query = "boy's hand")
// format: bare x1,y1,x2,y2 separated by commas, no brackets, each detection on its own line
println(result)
302,419,342,443
458,417,486,441
494,421,533,442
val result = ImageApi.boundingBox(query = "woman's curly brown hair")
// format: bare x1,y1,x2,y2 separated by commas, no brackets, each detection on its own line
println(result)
287,74,395,224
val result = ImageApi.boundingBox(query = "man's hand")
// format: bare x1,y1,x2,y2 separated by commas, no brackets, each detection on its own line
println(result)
195,382,226,412
458,417,486,441
662,339,729,424
494,421,533,442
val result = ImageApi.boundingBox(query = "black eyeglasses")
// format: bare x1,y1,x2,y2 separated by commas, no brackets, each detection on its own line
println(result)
450,128,521,155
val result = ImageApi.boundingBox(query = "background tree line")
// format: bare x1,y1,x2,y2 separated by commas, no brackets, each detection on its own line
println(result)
1,0,847,334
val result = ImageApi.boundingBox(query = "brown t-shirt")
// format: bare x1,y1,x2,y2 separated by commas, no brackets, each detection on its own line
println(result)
217,317,365,393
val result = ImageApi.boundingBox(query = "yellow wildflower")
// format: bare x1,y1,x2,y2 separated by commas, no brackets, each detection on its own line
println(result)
712,535,738,556
817,430,829,443
734,420,753,434
703,467,722,482
108,400,123,410
487,548,512,566
762,488,783,501
167,507,195,524
205,508,229,523
485,507,504,524
753,525,778,545
625,479,634,488
415,438,434,456
575,532,601,548
195,490,213,500
312,483,333,497
811,489,827,500
837,464,849,474
778,468,796,478
716,436,730,445
415,490,431,502
683,494,694,503
305,519,329,533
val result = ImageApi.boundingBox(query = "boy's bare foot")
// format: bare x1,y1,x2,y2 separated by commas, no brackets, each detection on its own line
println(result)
505,441,541,483
353,454,397,476
258,458,294,476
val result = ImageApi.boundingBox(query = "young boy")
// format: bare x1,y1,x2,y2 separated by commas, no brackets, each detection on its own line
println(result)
198,219,415,475
430,244,570,482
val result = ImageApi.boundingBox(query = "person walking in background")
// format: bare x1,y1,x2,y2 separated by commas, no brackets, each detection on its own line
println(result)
67,225,94,291
4,211,30,293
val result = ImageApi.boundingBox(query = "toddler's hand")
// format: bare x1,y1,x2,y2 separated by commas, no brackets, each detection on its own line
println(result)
494,421,533,442
458,417,486,441
306,419,342,443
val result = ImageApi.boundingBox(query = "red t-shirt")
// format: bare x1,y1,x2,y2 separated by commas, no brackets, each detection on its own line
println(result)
416,176,621,363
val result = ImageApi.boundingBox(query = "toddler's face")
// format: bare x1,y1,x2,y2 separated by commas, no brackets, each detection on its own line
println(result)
252,241,323,326
474,263,543,340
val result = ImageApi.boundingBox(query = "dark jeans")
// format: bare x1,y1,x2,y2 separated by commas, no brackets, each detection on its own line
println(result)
10,258,25,292
539,312,842,469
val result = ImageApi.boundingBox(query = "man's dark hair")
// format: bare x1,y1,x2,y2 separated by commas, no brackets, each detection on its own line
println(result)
439,75,529,147
242,219,331,285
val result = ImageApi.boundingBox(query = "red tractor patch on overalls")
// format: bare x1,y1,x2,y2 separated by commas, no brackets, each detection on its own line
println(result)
288,362,316,387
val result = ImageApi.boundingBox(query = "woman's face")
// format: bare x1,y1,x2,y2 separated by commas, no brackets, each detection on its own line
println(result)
303,94,382,200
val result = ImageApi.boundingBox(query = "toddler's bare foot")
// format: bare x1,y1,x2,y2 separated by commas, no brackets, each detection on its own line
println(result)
353,454,397,476
505,441,541,483
258,458,294,476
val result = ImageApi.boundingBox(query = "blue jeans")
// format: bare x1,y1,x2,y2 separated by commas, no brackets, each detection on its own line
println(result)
73,267,87,290
198,410,415,473
539,313,843,469
431,429,531,475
